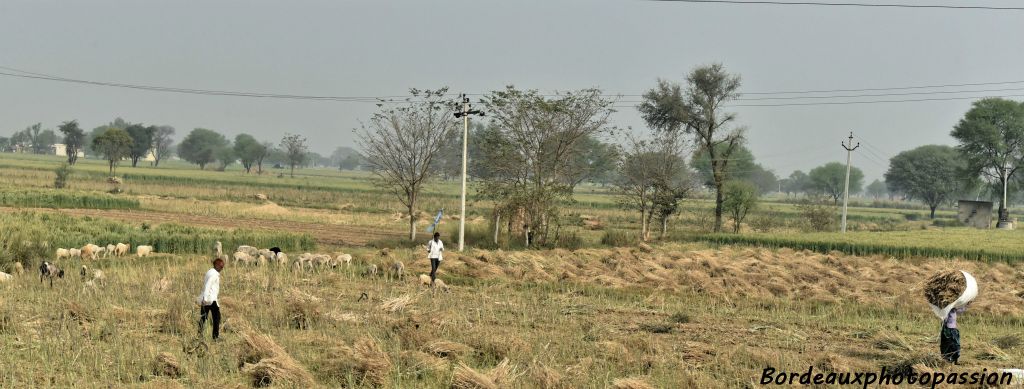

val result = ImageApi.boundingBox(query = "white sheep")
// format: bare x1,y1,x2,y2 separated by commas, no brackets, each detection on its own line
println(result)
389,261,405,280
418,274,432,287
233,251,254,266
115,243,130,257
69,248,82,259
56,248,70,260
236,245,259,258
82,244,100,261
336,253,353,268
433,278,450,293
0,272,12,283
105,244,116,258
365,264,378,277
136,245,154,257
215,241,223,258
276,252,289,267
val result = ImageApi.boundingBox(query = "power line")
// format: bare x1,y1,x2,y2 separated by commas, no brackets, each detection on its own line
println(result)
652,0,1024,11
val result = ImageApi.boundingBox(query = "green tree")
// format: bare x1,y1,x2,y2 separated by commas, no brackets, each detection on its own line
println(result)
809,162,864,205
950,98,1024,220
884,145,963,218
125,124,155,167
91,128,133,175
783,170,811,196
568,135,621,187
866,179,888,199
57,120,85,165
722,180,759,233
215,145,236,171
233,134,268,174
85,118,129,157
178,128,228,170
280,133,308,178
617,132,694,240
639,64,745,232
0,136,9,152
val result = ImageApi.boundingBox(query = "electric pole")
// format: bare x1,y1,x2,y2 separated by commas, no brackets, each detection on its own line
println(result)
453,94,484,251
841,132,860,234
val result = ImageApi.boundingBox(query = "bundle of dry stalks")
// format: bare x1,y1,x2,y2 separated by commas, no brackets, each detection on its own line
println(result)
529,363,565,389
380,294,414,313
611,377,656,389
924,270,966,307
326,337,393,387
152,352,183,378
400,350,448,374
452,358,518,389
241,357,315,388
424,340,472,360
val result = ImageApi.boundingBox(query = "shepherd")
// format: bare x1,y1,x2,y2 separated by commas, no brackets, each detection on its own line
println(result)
941,305,967,364
197,257,224,340
426,232,444,285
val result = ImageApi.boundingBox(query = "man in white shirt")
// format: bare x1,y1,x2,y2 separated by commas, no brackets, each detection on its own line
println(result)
426,232,444,284
197,258,224,340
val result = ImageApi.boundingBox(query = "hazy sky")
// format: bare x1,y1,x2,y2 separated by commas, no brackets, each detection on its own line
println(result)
1,0,1022,181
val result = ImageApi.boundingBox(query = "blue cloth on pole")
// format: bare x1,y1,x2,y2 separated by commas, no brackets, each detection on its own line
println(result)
426,209,443,232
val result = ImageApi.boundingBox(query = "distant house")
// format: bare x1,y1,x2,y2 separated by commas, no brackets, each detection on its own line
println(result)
52,144,85,158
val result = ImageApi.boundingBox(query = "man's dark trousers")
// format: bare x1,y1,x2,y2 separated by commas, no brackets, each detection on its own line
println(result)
199,301,221,339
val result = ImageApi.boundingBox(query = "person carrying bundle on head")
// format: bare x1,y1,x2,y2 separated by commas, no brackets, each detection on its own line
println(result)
941,305,967,364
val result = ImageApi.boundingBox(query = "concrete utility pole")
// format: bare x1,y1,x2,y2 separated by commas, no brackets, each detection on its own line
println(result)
841,132,860,234
997,161,1013,229
453,94,484,251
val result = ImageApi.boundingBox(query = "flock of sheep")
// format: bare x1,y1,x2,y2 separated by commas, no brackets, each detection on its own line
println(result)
1,240,449,292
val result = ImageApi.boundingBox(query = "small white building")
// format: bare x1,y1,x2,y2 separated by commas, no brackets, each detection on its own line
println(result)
52,144,85,158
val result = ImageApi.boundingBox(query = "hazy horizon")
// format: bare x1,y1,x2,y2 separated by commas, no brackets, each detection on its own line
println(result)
2,0,1023,181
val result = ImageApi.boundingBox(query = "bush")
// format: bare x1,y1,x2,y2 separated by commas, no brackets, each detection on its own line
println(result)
795,199,837,232
748,208,784,233
54,163,72,189
600,230,638,247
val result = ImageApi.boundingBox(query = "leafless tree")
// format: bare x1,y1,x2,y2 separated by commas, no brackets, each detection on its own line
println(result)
357,88,458,241
151,126,175,167
281,133,308,178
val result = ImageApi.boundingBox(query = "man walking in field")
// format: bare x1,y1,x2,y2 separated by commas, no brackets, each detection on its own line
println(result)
197,258,224,340
426,232,444,284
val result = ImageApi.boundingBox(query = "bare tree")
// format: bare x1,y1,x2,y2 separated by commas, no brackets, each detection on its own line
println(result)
357,88,458,241
151,126,176,167
256,142,273,174
617,132,694,240
480,87,616,246
639,63,744,233
280,133,308,178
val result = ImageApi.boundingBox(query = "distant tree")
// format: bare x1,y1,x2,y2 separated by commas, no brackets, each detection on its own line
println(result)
91,128,132,175
783,170,811,196
151,126,176,167
57,120,85,165
639,64,745,232
85,118,129,157
747,165,779,195
215,145,236,171
256,142,273,174
339,154,362,170
330,146,363,170
884,145,963,218
481,87,616,246
866,179,888,199
809,162,864,205
951,98,1024,220
178,128,228,170
722,180,759,233
568,135,621,187
0,136,9,152
20,124,58,154
280,133,308,178
358,88,458,241
125,124,155,167
233,134,267,174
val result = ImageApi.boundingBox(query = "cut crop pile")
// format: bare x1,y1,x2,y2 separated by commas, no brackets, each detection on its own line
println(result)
924,270,966,307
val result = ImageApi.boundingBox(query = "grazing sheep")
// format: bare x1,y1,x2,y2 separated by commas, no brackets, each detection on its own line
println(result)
39,262,64,287
105,244,116,258
418,274,432,287
336,253,353,268
92,269,105,282
13,262,24,275
56,248,70,260
365,264,378,277
136,245,154,257
215,241,223,258
236,245,259,257
82,244,99,261
233,251,254,266
0,272,12,282
276,252,289,267
69,248,82,259
312,254,333,269
115,243,130,257
389,261,405,280
433,278,450,293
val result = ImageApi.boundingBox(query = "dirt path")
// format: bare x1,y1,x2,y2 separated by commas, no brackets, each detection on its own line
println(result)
0,207,402,247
